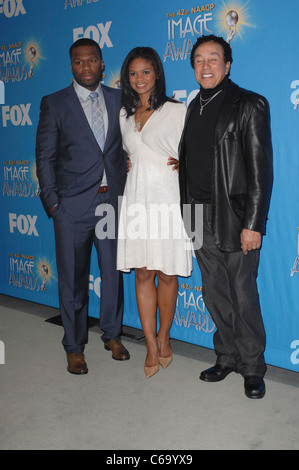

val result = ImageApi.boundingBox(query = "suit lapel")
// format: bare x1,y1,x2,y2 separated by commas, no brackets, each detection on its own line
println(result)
63,84,119,153
102,85,116,150
64,84,99,148
215,81,240,143
181,82,240,146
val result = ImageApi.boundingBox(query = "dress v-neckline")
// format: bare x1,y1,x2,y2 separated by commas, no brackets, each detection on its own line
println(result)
133,109,156,133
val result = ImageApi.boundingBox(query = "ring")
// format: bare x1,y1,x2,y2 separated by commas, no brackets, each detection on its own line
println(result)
252,246,256,249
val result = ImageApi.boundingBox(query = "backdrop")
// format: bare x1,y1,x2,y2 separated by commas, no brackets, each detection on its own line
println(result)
1,0,298,372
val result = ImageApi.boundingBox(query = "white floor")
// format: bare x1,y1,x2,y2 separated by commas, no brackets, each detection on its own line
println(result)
0,293,298,451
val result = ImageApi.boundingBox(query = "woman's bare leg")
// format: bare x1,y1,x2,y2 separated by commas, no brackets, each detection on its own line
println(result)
157,271,178,359
135,268,159,367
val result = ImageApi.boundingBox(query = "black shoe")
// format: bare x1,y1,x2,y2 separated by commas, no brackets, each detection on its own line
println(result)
244,376,265,399
200,364,237,382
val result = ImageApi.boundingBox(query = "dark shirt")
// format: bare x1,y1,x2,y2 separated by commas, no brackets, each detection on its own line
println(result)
185,77,230,203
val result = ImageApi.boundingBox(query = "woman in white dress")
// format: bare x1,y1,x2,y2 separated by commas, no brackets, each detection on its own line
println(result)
117,47,192,378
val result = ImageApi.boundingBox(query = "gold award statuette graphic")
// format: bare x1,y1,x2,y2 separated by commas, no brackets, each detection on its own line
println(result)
225,10,238,42
24,41,42,79
40,264,48,291
28,46,36,78
216,1,256,43
38,260,56,292
291,227,299,277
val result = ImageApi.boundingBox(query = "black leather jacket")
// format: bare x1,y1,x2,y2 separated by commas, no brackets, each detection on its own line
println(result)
179,81,273,252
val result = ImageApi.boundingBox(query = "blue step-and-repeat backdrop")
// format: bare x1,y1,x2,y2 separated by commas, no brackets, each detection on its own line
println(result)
0,0,298,372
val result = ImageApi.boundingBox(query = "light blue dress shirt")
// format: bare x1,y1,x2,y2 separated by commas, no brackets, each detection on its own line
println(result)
73,79,107,186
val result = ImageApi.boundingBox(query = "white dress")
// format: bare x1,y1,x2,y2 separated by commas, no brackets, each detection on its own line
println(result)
117,101,192,277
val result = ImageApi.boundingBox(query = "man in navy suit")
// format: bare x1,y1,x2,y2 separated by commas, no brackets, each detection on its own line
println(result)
36,38,129,374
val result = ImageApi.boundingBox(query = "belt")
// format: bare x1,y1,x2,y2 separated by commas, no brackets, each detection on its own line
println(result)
98,186,109,193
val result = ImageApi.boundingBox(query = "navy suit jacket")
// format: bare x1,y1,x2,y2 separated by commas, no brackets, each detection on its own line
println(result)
36,83,127,217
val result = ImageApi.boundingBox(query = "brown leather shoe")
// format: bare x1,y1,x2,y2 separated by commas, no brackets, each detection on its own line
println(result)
66,352,88,375
104,338,130,361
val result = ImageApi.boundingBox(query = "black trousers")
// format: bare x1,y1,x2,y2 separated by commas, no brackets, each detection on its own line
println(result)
193,203,267,377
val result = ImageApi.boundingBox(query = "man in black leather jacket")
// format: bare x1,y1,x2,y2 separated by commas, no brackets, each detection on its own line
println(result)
179,35,273,399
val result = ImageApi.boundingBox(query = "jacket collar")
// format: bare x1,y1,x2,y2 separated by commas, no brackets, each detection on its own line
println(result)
183,80,240,139
64,83,113,151
215,81,240,143
101,85,115,147
64,84,95,141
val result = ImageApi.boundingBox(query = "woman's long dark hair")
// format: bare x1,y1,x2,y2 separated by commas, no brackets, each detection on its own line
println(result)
120,47,177,117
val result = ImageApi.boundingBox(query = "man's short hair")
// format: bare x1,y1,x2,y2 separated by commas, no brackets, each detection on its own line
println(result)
69,38,102,60
190,34,233,69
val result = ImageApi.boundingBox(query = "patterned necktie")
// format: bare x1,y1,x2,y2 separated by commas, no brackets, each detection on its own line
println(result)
89,91,105,151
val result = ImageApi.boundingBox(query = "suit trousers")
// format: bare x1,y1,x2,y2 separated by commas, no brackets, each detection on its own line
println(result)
53,191,124,353
193,203,267,377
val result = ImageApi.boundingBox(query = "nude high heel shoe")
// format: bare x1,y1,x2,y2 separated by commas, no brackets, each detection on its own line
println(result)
144,364,159,378
144,340,159,378
157,339,172,368
158,354,172,369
